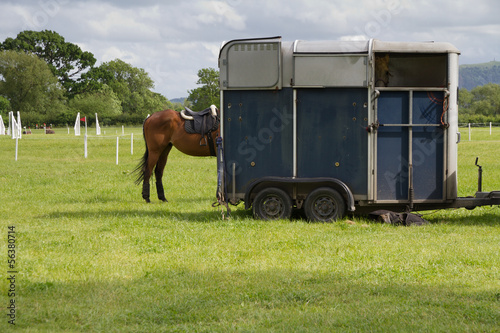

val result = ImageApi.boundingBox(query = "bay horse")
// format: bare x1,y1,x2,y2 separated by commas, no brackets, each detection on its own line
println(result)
134,105,219,203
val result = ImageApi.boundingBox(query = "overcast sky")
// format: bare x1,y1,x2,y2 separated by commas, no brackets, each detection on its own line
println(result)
1,0,499,99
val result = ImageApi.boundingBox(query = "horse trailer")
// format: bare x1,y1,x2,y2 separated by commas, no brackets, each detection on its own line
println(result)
215,36,500,221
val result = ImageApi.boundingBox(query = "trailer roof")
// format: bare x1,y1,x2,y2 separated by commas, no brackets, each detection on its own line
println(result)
372,40,460,54
293,40,369,54
291,39,460,54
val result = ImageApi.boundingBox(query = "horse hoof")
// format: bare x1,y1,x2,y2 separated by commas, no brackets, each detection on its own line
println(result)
160,198,168,203
144,198,151,203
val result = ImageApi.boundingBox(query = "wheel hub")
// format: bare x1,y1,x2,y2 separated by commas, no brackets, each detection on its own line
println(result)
263,197,283,217
314,197,335,217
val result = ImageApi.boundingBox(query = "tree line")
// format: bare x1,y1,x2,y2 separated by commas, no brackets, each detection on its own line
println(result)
459,83,500,123
0,30,220,127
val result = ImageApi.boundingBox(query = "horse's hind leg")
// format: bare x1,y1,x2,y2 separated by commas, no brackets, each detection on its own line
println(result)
142,181,151,203
155,143,173,202
142,150,161,203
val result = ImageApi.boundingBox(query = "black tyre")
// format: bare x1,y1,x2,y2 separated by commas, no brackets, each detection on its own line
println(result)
253,187,292,220
304,187,345,222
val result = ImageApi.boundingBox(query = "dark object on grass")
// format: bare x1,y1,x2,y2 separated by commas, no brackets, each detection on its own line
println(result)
368,210,429,226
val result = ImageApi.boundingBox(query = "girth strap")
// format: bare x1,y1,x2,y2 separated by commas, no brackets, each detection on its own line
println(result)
207,131,216,157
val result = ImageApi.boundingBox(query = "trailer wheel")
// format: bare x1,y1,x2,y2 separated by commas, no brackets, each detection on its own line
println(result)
253,188,292,220
304,187,345,222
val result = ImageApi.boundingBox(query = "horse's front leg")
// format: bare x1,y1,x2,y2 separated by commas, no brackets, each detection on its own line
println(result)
156,180,167,202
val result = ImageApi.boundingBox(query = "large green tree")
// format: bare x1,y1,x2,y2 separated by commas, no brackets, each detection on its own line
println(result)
187,68,220,110
97,59,169,118
68,84,122,124
0,50,66,125
71,66,115,96
1,30,96,97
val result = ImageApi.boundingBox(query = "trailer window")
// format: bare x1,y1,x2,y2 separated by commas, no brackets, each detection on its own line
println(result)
378,53,448,87
222,42,281,89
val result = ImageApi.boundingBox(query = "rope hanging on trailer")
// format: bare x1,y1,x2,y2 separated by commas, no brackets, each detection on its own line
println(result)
427,91,449,128
212,136,231,219
440,94,449,128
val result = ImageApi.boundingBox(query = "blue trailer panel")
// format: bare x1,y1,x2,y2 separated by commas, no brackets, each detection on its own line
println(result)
376,91,410,201
412,91,445,200
296,88,368,195
223,89,294,194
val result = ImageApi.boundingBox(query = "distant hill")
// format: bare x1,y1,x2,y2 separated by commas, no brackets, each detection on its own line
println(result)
459,61,500,90
170,97,186,104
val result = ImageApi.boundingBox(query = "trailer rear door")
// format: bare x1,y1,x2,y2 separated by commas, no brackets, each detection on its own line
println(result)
375,90,446,202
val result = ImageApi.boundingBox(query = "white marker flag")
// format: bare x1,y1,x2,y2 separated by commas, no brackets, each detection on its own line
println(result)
9,111,21,139
74,112,81,136
0,115,5,135
17,111,22,139
95,113,101,135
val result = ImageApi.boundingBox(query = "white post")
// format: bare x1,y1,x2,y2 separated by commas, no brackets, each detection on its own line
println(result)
67,126,69,134
116,137,119,165
468,123,471,141
122,125,124,135
84,134,88,158
131,133,134,155
490,122,492,135
15,137,18,161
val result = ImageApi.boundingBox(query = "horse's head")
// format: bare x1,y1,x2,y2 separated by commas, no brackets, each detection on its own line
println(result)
375,54,391,87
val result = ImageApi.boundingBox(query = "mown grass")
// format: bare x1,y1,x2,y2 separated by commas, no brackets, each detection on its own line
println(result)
0,126,499,332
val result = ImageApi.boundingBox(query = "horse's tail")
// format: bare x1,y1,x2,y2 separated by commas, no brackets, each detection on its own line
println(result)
133,117,149,185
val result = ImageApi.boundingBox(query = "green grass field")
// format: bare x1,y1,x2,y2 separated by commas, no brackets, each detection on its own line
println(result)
0,126,499,332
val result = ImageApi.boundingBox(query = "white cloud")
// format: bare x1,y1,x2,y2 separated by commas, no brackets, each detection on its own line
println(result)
100,46,139,64
0,0,499,97
91,15,155,41
341,35,369,41
195,1,246,30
